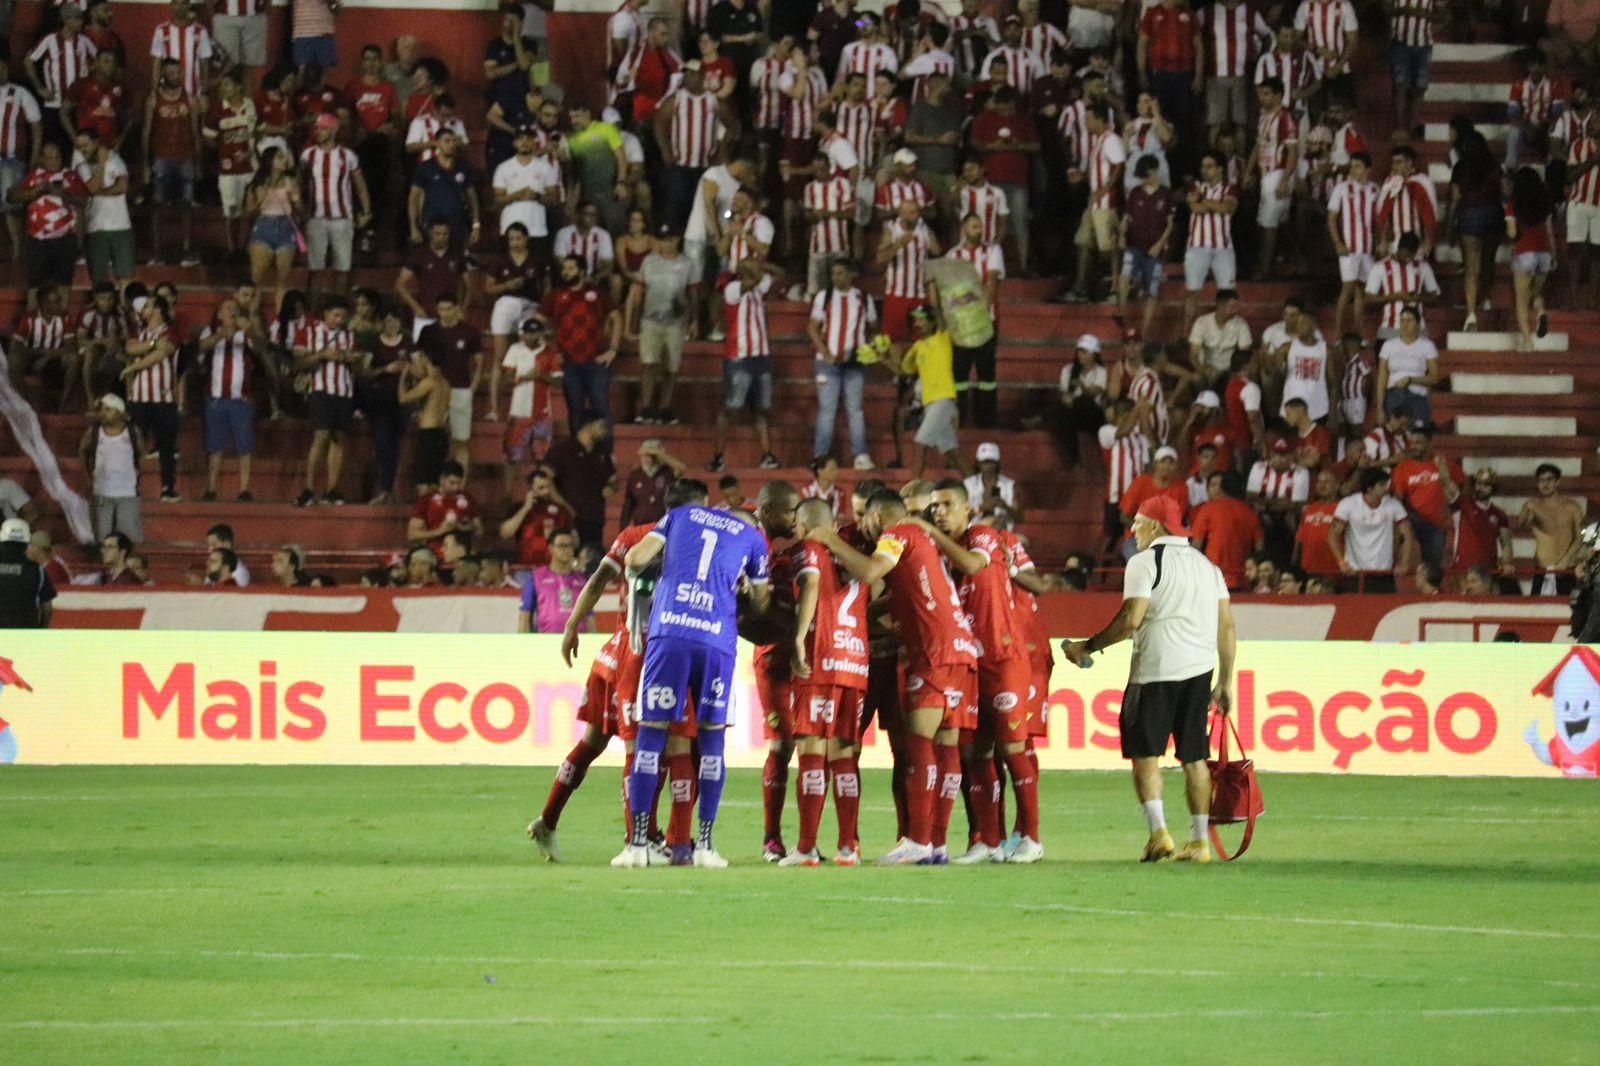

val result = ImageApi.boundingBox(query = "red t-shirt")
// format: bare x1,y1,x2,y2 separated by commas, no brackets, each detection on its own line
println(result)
148,89,194,160
1140,5,1198,72
539,284,612,366
411,490,478,553
514,498,576,566
873,521,979,670
956,524,1028,665
1451,496,1510,570
18,168,88,239
1296,500,1341,575
969,110,1037,187
1190,497,1261,589
254,89,292,135
1392,456,1465,529
794,540,870,691
1119,474,1190,524
68,76,126,144
206,100,255,175
1190,425,1233,472
1293,425,1333,469
344,77,398,133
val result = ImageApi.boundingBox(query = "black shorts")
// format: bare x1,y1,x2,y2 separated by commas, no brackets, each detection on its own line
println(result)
308,392,353,433
412,426,448,487
1120,671,1213,764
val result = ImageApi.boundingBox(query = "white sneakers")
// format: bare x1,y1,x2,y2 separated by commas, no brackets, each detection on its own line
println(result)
692,847,730,868
853,454,876,471
610,843,653,868
876,838,934,865
951,843,1005,865
1007,837,1045,864
777,848,823,867
527,817,560,863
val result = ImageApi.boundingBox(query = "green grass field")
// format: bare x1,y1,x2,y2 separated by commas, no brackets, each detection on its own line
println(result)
2,765,1597,1064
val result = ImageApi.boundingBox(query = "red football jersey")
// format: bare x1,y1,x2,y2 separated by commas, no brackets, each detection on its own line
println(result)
957,524,1027,664
873,521,979,670
998,528,1052,676
794,541,869,691
411,491,477,553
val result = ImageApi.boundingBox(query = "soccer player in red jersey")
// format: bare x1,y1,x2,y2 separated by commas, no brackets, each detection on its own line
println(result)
927,481,1043,864
991,520,1056,858
780,498,871,866
815,489,979,864
748,481,801,861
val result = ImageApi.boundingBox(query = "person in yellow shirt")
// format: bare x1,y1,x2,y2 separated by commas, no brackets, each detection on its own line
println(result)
898,305,971,480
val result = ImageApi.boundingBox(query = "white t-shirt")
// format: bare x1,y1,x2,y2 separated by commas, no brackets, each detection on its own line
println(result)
1059,361,1107,398
620,129,644,166
501,340,545,419
1377,335,1438,395
962,473,1017,513
492,154,560,237
1189,313,1253,375
1333,491,1408,571
1280,336,1330,420
685,163,735,243
75,151,132,233
0,477,30,519
1123,536,1229,684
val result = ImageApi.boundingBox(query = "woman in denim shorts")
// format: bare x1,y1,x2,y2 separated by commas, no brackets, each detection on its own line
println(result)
246,147,302,316
1506,167,1556,353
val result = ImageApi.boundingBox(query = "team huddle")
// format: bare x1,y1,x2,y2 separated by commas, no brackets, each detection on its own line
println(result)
527,474,1054,867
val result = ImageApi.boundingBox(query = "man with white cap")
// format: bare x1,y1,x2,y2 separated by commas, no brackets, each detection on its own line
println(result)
1183,388,1232,470
963,441,1022,524
876,147,934,222
77,393,142,543
1061,494,1236,864
0,517,56,629
1053,332,1108,462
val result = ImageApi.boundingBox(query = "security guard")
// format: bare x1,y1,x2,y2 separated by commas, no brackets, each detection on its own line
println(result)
0,519,56,629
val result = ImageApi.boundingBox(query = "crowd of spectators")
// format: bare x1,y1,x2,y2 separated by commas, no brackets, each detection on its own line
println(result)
0,0,1593,602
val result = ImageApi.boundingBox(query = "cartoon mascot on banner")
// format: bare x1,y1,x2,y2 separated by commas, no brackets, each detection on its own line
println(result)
0,656,32,764
1526,647,1600,777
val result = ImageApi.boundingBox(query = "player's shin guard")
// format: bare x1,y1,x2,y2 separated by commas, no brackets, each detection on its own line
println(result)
542,741,600,830
795,753,827,854
696,728,727,849
829,756,860,850
627,727,668,846
762,749,789,842
1005,751,1040,842
905,734,936,846
931,743,963,850
666,752,697,847
966,756,1001,848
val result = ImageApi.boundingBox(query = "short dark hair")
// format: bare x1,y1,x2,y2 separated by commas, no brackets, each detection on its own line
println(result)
932,477,968,500
439,460,465,479
1220,471,1247,499
1135,155,1160,177
1391,144,1417,162
853,477,886,499
207,524,235,544
1216,287,1239,303
717,474,740,491
866,488,908,516
1397,232,1422,254
104,531,133,554
667,478,710,508
1258,75,1284,95
1350,150,1372,168
212,548,239,571
1535,462,1562,479
1359,468,1390,493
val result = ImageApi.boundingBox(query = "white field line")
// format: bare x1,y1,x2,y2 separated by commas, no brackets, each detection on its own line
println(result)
3,1006,1597,1031
30,946,1593,991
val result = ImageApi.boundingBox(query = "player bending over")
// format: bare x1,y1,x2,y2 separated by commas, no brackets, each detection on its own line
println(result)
614,480,771,868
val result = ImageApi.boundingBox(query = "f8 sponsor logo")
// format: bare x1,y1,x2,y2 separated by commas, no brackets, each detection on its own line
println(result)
645,685,677,712
809,695,836,724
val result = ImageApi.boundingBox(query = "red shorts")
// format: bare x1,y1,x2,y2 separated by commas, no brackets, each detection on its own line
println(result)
1028,657,1054,738
882,295,920,343
978,656,1034,745
905,662,977,731
615,645,696,740
574,663,620,736
793,683,866,742
756,662,794,741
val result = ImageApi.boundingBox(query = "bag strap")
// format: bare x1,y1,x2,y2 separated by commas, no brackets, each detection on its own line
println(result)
1209,710,1256,862
1210,812,1255,861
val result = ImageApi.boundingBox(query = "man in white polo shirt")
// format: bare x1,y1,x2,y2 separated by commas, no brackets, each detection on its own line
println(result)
1328,467,1412,593
1061,495,1236,865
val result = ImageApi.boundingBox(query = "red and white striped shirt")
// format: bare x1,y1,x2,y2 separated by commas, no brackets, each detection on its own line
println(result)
1187,181,1237,248
206,329,255,400
1127,365,1169,444
946,241,1005,287
666,89,722,168
405,114,468,164
0,84,42,158
804,176,855,255
299,145,360,220
950,14,1000,79
17,311,69,352
1203,1,1271,78
80,306,130,344
1363,425,1408,464
956,181,1009,243
979,44,1043,95
1365,256,1439,331
1250,462,1306,500
1554,112,1600,206
726,212,774,271
1327,178,1378,254
1342,348,1373,404
1510,77,1554,126
1086,130,1126,195
1058,100,1090,169
216,0,269,16
835,100,878,171
810,286,876,362
1375,173,1438,243
680,0,711,26
1021,23,1070,69
876,177,932,215
1389,0,1435,47
881,219,932,299
149,20,215,98
835,41,899,88
722,275,772,360
606,4,644,72
1327,121,1368,167
128,325,177,404
1294,0,1358,66
303,322,354,397
780,63,829,141
1102,427,1151,503
1254,49,1318,112
902,49,957,103
28,31,97,109
750,56,786,132
1255,106,1299,171
553,225,614,275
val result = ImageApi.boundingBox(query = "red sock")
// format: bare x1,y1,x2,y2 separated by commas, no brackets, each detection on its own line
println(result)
891,760,909,840
665,752,696,847
966,756,1001,848
1006,751,1041,842
795,753,827,854
993,750,1011,836
931,742,963,849
905,734,936,845
829,755,860,851
620,750,634,842
762,750,790,842
541,742,600,830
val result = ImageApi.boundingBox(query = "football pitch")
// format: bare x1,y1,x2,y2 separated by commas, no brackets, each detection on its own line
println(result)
2,766,1595,1064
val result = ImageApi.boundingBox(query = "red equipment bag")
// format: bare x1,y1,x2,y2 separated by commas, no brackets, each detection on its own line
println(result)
1207,711,1263,861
